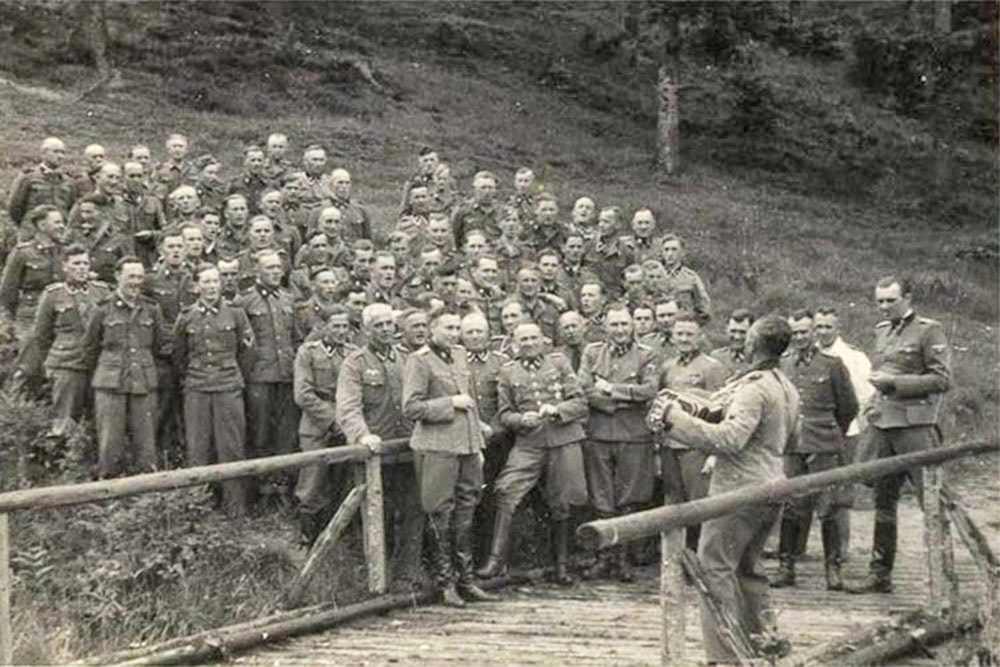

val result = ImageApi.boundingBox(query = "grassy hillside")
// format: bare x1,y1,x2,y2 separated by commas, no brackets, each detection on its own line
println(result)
0,1,997,661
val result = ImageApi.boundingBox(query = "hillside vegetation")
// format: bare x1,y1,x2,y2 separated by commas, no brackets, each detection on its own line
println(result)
0,1,996,662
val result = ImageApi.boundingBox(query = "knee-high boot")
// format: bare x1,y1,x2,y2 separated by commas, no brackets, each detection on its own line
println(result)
475,509,513,579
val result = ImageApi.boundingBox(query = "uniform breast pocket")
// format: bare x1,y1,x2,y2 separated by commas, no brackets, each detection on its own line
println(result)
361,369,385,404
103,316,127,343
215,322,237,350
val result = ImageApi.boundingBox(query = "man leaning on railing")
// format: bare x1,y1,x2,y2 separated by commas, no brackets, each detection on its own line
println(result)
647,314,800,666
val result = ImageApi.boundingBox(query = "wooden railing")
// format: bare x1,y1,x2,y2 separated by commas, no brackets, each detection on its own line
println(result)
0,438,412,664
577,440,1000,666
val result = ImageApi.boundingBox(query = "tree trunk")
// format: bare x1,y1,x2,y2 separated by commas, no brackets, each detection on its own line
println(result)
932,0,952,188
84,1,111,77
934,0,952,34
657,67,680,175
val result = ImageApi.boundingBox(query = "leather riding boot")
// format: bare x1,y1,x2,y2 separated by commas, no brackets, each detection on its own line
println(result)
871,518,898,575
426,513,460,603
770,558,796,588
551,520,574,586
616,545,634,583
475,510,513,579
821,520,843,591
771,518,799,588
582,548,614,581
455,519,499,602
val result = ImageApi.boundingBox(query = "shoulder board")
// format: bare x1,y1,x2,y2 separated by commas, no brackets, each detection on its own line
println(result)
453,344,467,353
817,347,838,358
493,351,511,362
635,342,652,353
501,359,517,367
547,350,569,362
743,371,764,382
780,349,793,358
875,320,891,328
708,347,727,357
14,241,33,248
304,340,323,349
179,303,196,313
490,335,506,342
414,345,431,355
916,317,939,326
22,166,36,174
92,280,111,289
583,341,604,351
44,282,65,293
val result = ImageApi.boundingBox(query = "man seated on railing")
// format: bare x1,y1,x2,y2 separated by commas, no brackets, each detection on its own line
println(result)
647,314,800,666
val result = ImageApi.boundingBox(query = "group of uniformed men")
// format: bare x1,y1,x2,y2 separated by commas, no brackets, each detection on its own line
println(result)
2,134,952,652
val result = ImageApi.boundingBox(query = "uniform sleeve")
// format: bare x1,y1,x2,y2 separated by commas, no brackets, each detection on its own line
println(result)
578,346,609,413
830,357,859,435
402,355,457,423
497,368,526,432
6,172,29,225
335,353,370,444
667,383,765,454
234,307,256,376
0,250,25,318
553,356,589,423
151,304,172,360
294,347,337,431
608,350,659,403
892,323,952,398
26,289,57,370
81,306,106,371
172,313,190,377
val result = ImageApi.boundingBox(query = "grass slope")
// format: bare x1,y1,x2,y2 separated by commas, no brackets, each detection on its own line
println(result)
0,2,997,661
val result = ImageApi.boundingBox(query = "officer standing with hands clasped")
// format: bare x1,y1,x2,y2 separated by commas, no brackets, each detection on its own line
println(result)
403,311,498,607
648,314,800,665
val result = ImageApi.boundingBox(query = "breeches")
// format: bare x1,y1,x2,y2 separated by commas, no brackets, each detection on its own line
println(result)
493,442,587,520
583,439,654,514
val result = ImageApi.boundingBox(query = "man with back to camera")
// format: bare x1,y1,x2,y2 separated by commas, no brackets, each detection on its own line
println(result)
847,276,951,594
648,314,800,665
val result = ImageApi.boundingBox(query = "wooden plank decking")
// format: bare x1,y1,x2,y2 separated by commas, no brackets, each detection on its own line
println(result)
235,496,997,666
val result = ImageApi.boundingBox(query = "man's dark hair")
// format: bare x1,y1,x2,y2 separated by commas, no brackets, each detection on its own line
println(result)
672,312,701,328
61,243,88,261
193,262,218,281
323,304,350,320
729,308,755,325
876,275,912,295
815,305,838,316
789,308,813,322
429,309,459,327
754,315,793,358
115,255,144,273
26,205,61,229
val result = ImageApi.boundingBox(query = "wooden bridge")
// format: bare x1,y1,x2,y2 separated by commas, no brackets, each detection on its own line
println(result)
236,497,996,666
0,441,996,666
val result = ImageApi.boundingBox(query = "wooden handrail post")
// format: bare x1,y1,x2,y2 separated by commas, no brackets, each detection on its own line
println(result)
0,513,11,665
357,455,387,595
660,488,686,665
923,465,946,615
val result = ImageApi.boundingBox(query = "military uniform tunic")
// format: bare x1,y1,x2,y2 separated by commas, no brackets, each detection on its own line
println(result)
662,263,711,323
29,280,111,435
578,341,659,515
862,311,951,577
293,338,357,515
493,352,588,519
82,292,170,477
7,163,78,229
0,240,64,341
174,300,256,514
234,284,300,460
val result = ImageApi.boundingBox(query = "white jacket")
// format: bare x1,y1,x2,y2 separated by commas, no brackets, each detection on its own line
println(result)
821,336,874,436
